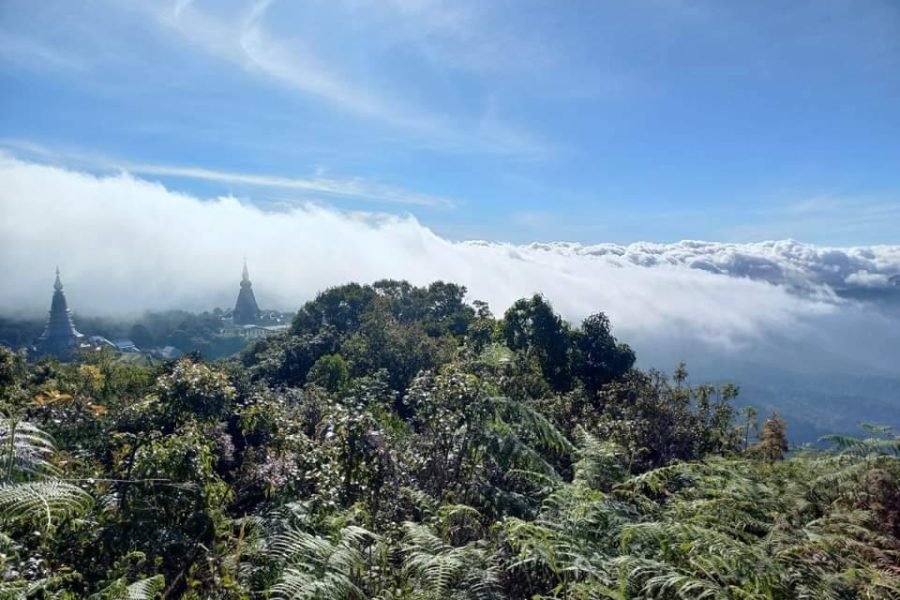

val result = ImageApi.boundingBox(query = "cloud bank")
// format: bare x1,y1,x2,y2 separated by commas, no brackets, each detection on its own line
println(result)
524,240,900,294
1,154,899,376
2,153,899,436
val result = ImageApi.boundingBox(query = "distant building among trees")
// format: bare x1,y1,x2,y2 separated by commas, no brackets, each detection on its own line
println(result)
20,263,289,362
232,259,261,325
34,268,85,360
227,259,287,338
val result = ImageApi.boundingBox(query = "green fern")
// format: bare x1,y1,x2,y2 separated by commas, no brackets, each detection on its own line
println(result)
0,480,93,531
493,397,575,456
573,427,626,491
267,525,380,600
0,577,55,600
820,433,900,457
401,522,499,599
0,418,58,480
89,575,165,600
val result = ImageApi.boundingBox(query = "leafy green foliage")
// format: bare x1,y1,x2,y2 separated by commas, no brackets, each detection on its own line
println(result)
307,354,350,392
0,416,93,537
267,525,381,600
154,359,236,421
402,522,499,599
595,367,741,471
0,480,92,531
0,417,58,478
502,295,572,392
571,313,635,396
0,280,895,598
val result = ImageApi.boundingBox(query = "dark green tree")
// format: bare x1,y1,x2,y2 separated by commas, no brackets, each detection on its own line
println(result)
571,312,635,395
307,353,350,392
292,283,378,336
502,295,572,391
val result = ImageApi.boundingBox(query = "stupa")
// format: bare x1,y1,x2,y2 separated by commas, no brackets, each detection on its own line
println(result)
233,259,261,325
35,268,84,360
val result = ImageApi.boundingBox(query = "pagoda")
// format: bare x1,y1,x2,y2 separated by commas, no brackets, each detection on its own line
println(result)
233,259,261,325
35,268,84,360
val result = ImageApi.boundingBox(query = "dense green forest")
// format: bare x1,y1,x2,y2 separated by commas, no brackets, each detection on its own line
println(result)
1,280,898,599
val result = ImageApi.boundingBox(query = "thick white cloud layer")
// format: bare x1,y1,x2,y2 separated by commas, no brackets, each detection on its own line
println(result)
1,154,899,383
524,240,900,292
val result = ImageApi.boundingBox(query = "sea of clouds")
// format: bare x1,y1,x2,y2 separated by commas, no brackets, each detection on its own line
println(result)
1,153,899,436
523,239,900,294
1,153,898,355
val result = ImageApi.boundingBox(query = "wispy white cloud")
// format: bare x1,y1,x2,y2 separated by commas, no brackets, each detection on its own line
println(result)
236,24,415,127
136,0,552,157
0,141,453,208
723,195,900,244
123,162,453,208
795,196,900,221
362,0,555,74
0,32,88,72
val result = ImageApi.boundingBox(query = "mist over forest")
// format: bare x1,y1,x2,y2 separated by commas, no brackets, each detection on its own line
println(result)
2,155,898,441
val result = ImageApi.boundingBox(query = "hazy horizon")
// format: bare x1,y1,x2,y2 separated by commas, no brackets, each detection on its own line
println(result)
3,153,899,376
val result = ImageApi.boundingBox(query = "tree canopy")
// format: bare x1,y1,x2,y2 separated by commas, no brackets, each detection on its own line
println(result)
0,279,896,599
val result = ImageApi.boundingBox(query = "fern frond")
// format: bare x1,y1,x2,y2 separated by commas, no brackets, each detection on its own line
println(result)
401,522,499,599
90,575,166,600
819,434,900,457
266,525,379,600
493,397,575,455
0,576,54,599
123,575,165,600
270,569,365,600
573,427,627,491
0,419,58,479
0,480,93,530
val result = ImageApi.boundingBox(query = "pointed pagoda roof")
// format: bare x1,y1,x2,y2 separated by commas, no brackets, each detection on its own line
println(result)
36,268,84,360
233,258,261,325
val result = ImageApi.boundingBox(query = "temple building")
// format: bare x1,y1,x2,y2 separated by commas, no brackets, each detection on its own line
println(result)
35,268,84,360
233,259,261,325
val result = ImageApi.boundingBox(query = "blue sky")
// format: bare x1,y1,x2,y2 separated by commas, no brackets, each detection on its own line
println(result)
1,0,898,244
